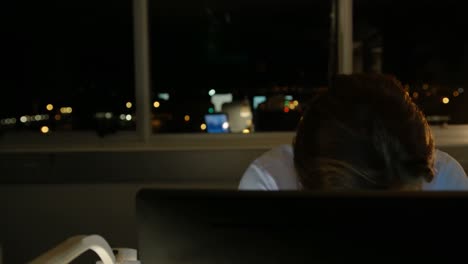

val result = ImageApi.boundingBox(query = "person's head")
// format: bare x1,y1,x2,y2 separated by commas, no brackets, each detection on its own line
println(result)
293,74,434,190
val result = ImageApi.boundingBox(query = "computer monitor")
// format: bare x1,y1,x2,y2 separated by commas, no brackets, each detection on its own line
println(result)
136,190,468,263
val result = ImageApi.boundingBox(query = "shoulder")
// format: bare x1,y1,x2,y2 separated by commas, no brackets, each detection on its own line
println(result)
423,149,468,190
238,145,299,190
253,144,294,168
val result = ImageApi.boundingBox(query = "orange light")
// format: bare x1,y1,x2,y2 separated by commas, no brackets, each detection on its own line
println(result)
41,126,50,134
412,92,419,99
46,104,54,111
60,107,73,114
283,107,290,113
184,115,190,122
54,114,61,121
453,91,460,97
151,119,162,127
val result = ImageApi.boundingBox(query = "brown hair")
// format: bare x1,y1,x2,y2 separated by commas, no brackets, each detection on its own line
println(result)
293,74,434,190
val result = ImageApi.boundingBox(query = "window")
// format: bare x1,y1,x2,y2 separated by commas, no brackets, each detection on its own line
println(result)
1,0,135,137
354,0,468,124
149,0,332,133
6,0,464,144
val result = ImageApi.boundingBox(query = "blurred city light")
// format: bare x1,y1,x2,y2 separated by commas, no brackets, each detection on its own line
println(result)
442,97,450,104
157,93,170,101
242,129,250,134
211,93,233,112
184,115,190,122
125,114,132,121
46,104,54,111
253,96,267,110
153,101,160,108
240,110,251,118
41,126,49,134
222,122,229,130
208,89,216,97
0,118,16,125
60,107,73,114
200,123,207,130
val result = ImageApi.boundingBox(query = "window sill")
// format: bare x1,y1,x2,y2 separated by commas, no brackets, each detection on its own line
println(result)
0,125,467,153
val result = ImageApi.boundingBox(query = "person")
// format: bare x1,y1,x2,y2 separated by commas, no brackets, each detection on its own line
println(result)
239,74,468,190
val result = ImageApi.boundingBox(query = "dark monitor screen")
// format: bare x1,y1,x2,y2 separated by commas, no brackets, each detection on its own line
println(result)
136,190,468,263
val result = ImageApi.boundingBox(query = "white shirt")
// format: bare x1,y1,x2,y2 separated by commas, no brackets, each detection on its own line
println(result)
239,144,468,191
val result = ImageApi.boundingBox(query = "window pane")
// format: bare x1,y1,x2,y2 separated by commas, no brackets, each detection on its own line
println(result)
149,0,331,133
1,1,135,136
354,0,468,124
